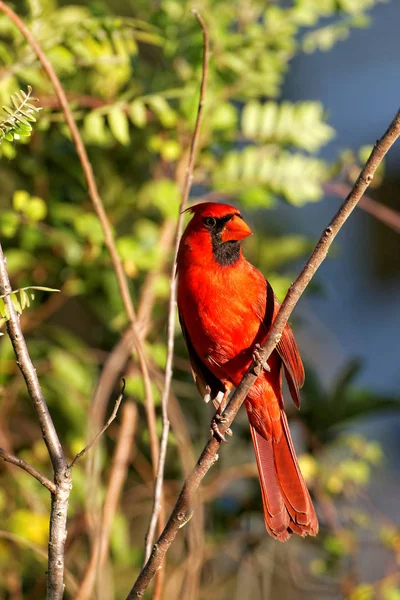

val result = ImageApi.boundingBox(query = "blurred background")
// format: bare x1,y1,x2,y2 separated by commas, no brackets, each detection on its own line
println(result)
0,0,399,598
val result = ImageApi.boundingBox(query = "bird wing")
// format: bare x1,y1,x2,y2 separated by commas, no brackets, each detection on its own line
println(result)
178,312,225,403
265,281,305,409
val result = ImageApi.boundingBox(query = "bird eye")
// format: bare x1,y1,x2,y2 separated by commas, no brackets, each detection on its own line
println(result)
204,216,216,228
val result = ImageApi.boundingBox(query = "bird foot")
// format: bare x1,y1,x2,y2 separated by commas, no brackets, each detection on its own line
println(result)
210,414,232,443
252,343,270,372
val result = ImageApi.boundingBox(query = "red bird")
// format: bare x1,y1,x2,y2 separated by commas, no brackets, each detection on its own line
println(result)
177,202,318,541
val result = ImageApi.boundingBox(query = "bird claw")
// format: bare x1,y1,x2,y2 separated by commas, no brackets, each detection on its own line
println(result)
210,414,232,443
253,343,270,372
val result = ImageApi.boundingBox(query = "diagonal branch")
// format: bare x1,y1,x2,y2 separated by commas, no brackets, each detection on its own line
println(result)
143,10,210,567
0,447,56,493
126,107,400,599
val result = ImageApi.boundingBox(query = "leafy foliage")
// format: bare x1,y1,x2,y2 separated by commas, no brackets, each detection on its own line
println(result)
0,86,40,144
241,101,335,152
0,286,59,333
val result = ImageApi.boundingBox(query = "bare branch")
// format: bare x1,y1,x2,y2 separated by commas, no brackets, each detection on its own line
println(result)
0,0,159,475
143,10,210,567
0,241,71,600
0,447,56,493
68,379,125,470
126,108,400,599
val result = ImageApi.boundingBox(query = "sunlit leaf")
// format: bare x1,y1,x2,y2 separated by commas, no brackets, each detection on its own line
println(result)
108,106,130,146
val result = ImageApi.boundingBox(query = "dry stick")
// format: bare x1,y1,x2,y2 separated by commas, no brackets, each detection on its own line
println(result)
75,402,137,600
0,1,159,474
68,380,125,469
0,242,71,600
127,109,400,599
0,447,56,493
143,10,210,567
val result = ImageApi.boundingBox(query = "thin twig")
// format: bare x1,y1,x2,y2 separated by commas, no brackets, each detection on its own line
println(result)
0,447,56,493
324,180,400,234
68,379,125,470
126,108,400,599
74,402,137,600
143,10,210,568
0,241,71,600
0,1,159,475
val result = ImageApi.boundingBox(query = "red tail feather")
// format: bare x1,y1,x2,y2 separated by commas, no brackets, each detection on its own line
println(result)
249,413,318,541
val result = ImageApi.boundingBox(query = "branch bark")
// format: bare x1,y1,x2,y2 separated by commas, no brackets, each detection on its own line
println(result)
126,108,400,599
143,10,210,567
0,242,71,600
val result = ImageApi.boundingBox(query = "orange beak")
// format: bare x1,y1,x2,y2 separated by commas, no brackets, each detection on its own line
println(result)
221,215,252,242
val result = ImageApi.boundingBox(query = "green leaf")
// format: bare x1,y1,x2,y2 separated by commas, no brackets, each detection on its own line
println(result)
74,213,105,244
210,102,238,131
10,293,22,314
129,99,147,128
242,101,261,139
19,290,30,310
147,96,177,127
0,212,20,237
241,101,335,152
1,250,34,275
108,106,130,146
84,111,108,145
13,190,30,212
213,147,328,205
19,286,60,293
160,139,182,161
138,179,180,217
25,196,47,221
0,86,41,145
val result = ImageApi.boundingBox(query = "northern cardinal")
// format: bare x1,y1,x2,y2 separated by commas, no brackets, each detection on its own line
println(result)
177,202,318,541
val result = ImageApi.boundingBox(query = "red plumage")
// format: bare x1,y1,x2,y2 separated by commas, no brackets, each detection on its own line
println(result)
177,202,318,541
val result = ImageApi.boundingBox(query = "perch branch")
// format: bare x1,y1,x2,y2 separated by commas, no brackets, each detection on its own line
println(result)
0,241,71,600
127,108,400,599
68,379,125,469
0,1,159,474
143,10,210,565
